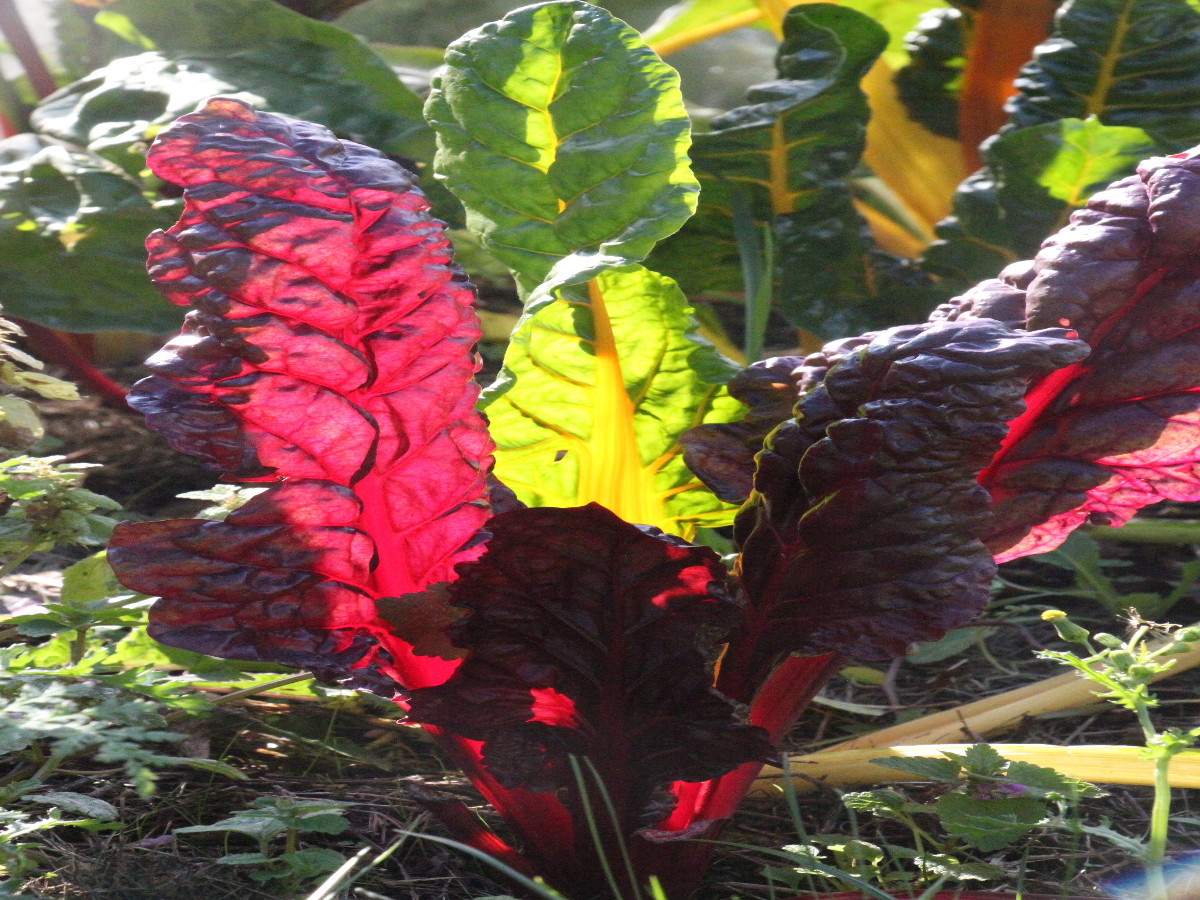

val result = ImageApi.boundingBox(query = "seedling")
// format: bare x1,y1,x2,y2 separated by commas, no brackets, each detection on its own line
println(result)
175,797,353,889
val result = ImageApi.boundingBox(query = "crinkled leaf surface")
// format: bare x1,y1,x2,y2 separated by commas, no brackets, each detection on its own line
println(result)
981,150,1200,560
35,0,431,174
650,3,931,337
0,135,180,332
934,792,1047,852
729,320,1085,683
406,503,772,827
1009,0,1200,149
483,265,742,539
679,355,806,504
431,1,736,536
893,8,967,140
925,117,1159,293
107,99,492,692
425,0,698,300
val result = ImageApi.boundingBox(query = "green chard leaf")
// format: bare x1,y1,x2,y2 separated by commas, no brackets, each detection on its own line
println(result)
893,7,968,140
838,0,946,69
649,3,933,338
429,1,738,536
926,0,1200,294
426,0,698,300
0,137,180,332
924,117,1158,292
34,0,432,173
11,0,433,332
483,265,743,539
1009,0,1200,149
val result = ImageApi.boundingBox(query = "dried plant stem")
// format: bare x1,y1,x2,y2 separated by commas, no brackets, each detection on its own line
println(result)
803,640,1200,752
750,743,1200,796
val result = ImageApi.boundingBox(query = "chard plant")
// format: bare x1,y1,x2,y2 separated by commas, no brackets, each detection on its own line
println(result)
103,2,1200,898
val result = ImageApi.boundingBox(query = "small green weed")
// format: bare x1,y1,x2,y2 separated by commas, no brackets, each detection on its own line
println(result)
176,796,354,891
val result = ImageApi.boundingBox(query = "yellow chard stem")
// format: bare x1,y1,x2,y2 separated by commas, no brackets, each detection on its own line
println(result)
576,280,669,535
648,9,764,58
861,59,965,238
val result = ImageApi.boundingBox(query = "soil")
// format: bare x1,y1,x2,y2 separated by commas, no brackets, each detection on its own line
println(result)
5,363,1200,900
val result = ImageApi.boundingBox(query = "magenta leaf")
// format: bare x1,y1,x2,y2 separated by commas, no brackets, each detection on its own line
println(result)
405,503,773,828
107,98,492,691
725,320,1085,691
982,153,1200,560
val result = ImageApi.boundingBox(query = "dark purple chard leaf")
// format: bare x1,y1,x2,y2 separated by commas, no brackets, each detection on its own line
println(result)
725,320,1086,687
680,356,806,505
108,98,493,692
982,150,1200,561
406,504,773,828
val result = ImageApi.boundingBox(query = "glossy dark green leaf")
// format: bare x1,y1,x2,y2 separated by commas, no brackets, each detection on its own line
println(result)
35,0,431,173
426,0,698,301
924,117,1158,292
650,3,932,337
893,7,967,140
0,136,180,332
1009,0,1200,149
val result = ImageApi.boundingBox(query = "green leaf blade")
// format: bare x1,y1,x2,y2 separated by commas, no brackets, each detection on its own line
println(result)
1010,0,1200,149
924,117,1159,291
651,3,932,337
39,0,431,168
0,139,180,332
482,265,741,538
934,793,1047,852
426,0,699,295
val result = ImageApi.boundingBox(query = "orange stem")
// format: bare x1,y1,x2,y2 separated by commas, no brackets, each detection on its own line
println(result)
958,0,1057,170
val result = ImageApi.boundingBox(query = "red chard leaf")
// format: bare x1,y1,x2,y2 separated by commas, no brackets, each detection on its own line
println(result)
982,151,1200,560
725,320,1085,688
107,98,493,691
405,504,773,828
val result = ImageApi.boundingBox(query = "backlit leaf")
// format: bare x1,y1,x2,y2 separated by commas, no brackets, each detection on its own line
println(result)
925,117,1158,292
651,3,932,336
107,100,492,692
483,265,742,539
406,504,772,824
432,1,735,536
425,0,698,300
980,150,1200,559
1009,0,1200,149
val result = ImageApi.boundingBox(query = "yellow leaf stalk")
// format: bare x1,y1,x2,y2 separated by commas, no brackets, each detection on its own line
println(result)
646,8,764,58
861,60,965,242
